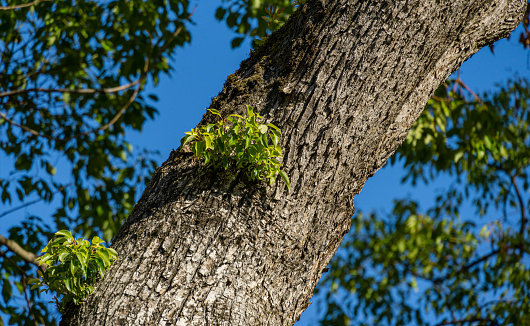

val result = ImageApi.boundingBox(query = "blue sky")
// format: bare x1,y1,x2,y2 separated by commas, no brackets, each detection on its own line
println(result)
1,1,529,324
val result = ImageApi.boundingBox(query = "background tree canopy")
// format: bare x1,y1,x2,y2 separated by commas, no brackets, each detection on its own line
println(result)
0,0,529,325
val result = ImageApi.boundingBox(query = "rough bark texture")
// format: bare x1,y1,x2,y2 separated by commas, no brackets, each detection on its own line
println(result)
61,0,525,325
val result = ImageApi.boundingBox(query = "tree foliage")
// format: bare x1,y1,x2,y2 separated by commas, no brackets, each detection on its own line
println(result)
181,106,290,190
215,0,302,48
29,230,117,309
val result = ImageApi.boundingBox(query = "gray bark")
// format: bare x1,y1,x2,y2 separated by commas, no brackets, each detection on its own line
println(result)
60,0,526,325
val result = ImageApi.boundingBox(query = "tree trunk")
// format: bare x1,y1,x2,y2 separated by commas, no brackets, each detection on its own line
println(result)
60,0,525,325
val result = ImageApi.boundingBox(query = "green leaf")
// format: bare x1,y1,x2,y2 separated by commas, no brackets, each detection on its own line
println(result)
64,278,73,293
229,114,244,120
76,252,87,276
107,248,118,258
205,135,213,150
270,130,280,146
454,150,464,163
59,252,70,262
206,124,216,133
180,134,197,149
215,7,226,20
51,237,67,247
30,283,42,291
14,154,32,171
278,170,290,191
70,260,77,277
95,259,106,278
246,105,254,117
96,250,110,266
231,37,244,48
55,230,74,240
195,141,205,158
207,109,221,116
267,123,281,133
181,105,287,189
91,236,104,245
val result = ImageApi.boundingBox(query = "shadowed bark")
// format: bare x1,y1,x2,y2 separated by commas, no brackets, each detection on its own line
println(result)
61,0,526,325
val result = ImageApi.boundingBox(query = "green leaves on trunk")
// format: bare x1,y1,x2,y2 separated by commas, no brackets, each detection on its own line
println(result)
28,230,118,310
181,105,290,191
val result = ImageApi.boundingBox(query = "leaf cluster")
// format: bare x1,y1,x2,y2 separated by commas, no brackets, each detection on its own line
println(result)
28,230,118,309
215,0,305,48
181,105,290,190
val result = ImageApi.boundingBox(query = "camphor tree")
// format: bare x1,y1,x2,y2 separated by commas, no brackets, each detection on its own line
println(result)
0,0,527,325
60,0,528,325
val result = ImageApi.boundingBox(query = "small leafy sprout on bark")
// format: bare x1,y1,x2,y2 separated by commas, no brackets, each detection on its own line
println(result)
180,105,290,191
27,230,118,311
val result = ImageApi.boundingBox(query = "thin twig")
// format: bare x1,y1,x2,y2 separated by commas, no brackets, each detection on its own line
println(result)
0,14,190,141
70,48,153,139
0,111,54,140
432,250,500,283
0,250,39,326
431,95,446,102
455,78,488,110
101,83,141,131
58,22,187,139
0,78,142,98
435,317,498,326
0,233,46,271
509,173,527,241
21,269,39,326
0,248,28,276
0,0,50,10
0,184,70,219
0,196,44,219
462,250,499,270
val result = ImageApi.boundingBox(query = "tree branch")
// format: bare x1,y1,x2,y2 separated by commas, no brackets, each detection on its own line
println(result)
455,77,488,110
0,78,142,98
432,250,500,283
463,250,500,270
435,317,498,326
0,184,70,220
0,234,45,271
0,111,54,140
509,173,527,238
0,15,190,142
0,0,50,10
68,56,152,140
0,82,142,141
0,248,29,276
0,250,39,326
